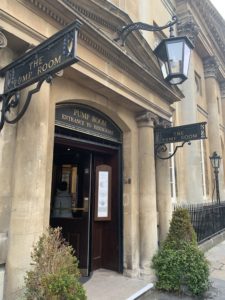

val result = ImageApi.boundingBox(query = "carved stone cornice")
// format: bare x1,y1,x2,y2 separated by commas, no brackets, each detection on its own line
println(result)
156,117,171,128
220,81,225,100
190,0,225,63
177,15,199,45
136,111,159,128
203,56,220,80
16,0,184,104
0,31,7,48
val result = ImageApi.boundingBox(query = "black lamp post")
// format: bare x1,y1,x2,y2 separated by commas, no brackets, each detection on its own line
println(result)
210,151,222,205
115,16,194,85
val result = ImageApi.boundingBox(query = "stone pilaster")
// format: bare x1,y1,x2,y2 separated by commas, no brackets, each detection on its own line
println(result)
136,111,158,280
0,48,17,266
203,56,219,80
4,82,54,299
176,53,203,203
204,57,225,199
220,81,225,123
155,120,172,244
203,56,220,153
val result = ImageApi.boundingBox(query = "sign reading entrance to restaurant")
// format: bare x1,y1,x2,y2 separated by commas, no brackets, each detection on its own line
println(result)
0,20,82,94
155,122,207,145
55,104,122,143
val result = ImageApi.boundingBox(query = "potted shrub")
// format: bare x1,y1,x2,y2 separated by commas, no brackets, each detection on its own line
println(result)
24,227,86,300
152,208,209,296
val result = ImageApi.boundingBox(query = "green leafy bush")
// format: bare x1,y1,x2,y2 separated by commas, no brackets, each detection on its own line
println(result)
152,208,209,296
24,227,86,300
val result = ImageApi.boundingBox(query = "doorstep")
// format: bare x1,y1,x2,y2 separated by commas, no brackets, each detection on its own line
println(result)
83,269,153,300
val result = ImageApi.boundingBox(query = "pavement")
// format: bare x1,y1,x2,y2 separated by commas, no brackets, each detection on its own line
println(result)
84,239,225,300
83,269,152,300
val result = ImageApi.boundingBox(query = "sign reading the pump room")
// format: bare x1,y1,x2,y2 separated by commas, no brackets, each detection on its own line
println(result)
0,20,82,94
55,104,122,143
155,122,207,145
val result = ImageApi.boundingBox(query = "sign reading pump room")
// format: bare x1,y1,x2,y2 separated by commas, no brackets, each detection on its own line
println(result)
0,20,82,94
55,104,122,143
154,122,207,145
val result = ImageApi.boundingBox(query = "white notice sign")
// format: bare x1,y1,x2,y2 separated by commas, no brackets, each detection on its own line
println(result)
97,171,109,217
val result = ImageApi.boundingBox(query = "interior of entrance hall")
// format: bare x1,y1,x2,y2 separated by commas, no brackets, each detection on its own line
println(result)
50,134,122,276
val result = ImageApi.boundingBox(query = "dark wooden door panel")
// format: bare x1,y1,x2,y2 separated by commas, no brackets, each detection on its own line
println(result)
50,213,89,269
51,139,121,275
92,151,119,272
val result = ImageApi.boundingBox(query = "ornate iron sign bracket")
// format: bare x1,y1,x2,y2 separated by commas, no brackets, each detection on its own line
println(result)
155,141,191,160
114,16,177,45
0,20,82,131
0,75,52,130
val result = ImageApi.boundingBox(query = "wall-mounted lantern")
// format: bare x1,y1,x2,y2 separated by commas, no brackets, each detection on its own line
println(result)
115,16,194,85
153,35,194,84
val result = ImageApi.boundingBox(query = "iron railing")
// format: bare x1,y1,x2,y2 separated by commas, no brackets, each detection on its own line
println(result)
174,201,225,243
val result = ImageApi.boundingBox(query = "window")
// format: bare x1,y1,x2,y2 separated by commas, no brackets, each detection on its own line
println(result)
200,139,209,199
217,97,221,114
169,143,177,203
195,72,202,96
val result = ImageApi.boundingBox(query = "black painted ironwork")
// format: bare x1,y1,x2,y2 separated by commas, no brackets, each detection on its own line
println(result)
155,122,207,145
0,20,82,132
115,16,177,45
175,202,225,243
155,141,191,160
154,122,207,160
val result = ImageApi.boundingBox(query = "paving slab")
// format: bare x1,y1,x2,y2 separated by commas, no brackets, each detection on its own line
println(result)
84,269,152,300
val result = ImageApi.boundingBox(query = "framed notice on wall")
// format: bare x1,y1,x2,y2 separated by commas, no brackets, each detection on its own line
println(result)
95,165,112,221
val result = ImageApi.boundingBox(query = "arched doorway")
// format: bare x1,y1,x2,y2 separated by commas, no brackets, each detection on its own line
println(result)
50,103,123,276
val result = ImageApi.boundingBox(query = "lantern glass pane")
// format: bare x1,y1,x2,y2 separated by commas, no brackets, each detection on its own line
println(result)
158,58,169,79
167,41,183,74
183,43,191,76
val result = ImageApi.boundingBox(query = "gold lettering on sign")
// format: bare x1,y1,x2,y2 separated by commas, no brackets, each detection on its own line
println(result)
12,71,33,87
60,110,115,139
91,116,107,128
10,55,63,89
29,56,44,71
37,55,62,75
175,131,184,136
73,109,90,120
181,134,197,140
162,137,176,142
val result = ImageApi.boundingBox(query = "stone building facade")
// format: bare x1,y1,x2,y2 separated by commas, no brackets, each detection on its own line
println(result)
174,0,225,204
0,0,224,299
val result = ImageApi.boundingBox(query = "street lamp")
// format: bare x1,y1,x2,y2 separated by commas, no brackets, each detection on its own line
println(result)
210,151,222,205
115,16,194,85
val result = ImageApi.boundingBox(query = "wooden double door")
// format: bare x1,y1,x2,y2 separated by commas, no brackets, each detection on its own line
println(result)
50,137,122,276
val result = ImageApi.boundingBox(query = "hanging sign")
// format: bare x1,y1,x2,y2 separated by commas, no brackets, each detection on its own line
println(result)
155,122,207,145
0,20,82,94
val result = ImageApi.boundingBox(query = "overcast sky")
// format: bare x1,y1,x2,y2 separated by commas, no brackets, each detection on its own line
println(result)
210,0,225,20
